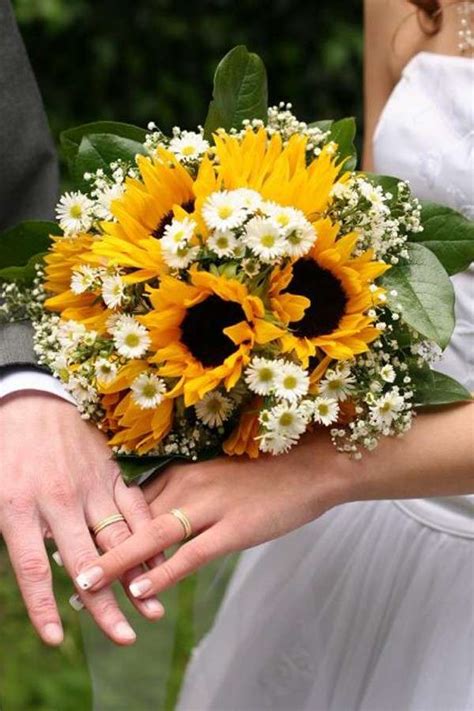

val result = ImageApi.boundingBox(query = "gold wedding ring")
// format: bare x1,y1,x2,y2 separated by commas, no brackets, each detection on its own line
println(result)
170,508,193,541
91,514,126,537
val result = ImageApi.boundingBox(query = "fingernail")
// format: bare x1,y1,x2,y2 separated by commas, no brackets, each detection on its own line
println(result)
114,621,136,643
129,579,152,598
42,622,63,645
143,598,165,616
69,593,84,612
52,551,63,567
76,566,104,590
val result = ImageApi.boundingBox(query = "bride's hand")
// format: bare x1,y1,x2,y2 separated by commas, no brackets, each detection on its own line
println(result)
72,431,353,599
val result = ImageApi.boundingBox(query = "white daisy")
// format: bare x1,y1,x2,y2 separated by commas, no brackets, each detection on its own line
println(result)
319,364,355,401
169,131,209,162
259,431,296,455
202,191,248,231
70,265,99,294
274,361,309,403
207,229,238,257
244,356,278,396
195,391,234,428
266,402,308,438
131,372,167,409
66,375,97,404
380,364,396,383
243,217,286,262
57,320,87,349
232,188,263,211
312,397,339,426
94,358,118,385
161,243,200,269
241,257,261,277
112,316,151,359
101,274,125,308
161,217,196,254
93,183,125,220
369,388,405,428
284,221,318,258
262,202,304,231
55,191,93,235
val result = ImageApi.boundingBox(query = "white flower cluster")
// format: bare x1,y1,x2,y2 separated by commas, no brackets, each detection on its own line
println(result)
69,265,128,309
266,102,330,156
330,176,422,263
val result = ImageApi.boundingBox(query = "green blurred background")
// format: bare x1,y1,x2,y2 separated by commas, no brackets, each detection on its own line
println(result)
1,1,362,709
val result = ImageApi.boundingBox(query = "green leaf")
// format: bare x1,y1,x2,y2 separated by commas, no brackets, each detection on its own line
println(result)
409,202,474,275
365,173,400,199
60,121,147,167
117,455,184,485
411,367,472,407
308,119,333,132
204,45,268,139
73,133,148,188
0,221,61,284
381,243,455,349
328,117,357,170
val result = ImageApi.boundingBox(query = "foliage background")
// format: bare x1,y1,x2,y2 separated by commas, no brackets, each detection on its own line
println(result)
1,1,362,709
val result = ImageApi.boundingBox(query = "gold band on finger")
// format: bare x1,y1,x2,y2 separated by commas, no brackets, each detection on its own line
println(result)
91,514,126,537
170,508,193,541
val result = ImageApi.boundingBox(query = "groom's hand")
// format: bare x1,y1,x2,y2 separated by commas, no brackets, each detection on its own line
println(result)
0,390,164,646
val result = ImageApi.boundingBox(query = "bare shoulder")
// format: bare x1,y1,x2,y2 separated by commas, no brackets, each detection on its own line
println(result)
364,0,422,82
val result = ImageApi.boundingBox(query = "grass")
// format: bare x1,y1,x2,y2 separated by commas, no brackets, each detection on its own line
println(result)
0,543,237,711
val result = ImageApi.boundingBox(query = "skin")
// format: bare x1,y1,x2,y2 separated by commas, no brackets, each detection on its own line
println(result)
0,391,165,646
73,0,474,601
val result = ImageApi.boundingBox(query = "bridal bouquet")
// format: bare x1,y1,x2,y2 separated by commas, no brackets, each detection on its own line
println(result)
1,47,472,481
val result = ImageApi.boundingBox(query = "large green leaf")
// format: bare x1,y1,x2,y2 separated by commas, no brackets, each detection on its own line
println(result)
409,202,474,275
61,121,147,167
204,45,268,140
72,133,148,187
381,243,455,349
328,117,357,170
117,455,183,485
0,221,61,284
411,366,472,407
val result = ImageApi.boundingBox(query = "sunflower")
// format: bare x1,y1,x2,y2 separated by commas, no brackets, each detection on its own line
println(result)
141,268,284,406
97,359,174,454
223,396,262,458
91,147,198,282
271,218,389,364
44,233,108,331
212,126,342,219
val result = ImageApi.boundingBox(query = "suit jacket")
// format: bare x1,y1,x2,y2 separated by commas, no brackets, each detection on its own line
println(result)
0,0,58,371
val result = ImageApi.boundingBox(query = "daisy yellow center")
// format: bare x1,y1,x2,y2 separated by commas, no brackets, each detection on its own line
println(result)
216,236,229,248
207,398,222,413
279,413,294,427
259,367,274,382
125,333,140,347
218,205,233,219
328,379,342,391
182,145,196,156
277,214,290,226
70,205,83,218
319,404,329,415
141,383,158,398
261,233,276,248
287,230,302,245
381,402,392,412
283,375,297,390
173,231,185,243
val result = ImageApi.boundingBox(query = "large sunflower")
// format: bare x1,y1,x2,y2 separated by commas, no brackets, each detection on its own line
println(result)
141,268,284,406
271,218,389,364
91,147,199,282
44,233,108,331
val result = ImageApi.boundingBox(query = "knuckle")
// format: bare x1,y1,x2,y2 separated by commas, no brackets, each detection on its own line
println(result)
2,492,33,518
94,596,121,623
148,520,167,547
17,553,50,584
124,496,149,521
48,482,77,510
72,549,98,576
99,525,130,550
182,540,210,569
159,561,178,588
28,592,57,619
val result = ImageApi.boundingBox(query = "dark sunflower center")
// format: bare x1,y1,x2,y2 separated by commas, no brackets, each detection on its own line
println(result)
286,259,348,338
151,199,195,240
180,295,246,367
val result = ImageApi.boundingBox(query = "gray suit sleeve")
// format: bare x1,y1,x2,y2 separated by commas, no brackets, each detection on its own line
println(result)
0,0,59,370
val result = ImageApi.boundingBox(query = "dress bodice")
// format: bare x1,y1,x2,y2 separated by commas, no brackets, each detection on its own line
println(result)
373,52,474,538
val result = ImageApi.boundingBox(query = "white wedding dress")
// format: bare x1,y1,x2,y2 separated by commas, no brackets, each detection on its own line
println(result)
176,53,474,711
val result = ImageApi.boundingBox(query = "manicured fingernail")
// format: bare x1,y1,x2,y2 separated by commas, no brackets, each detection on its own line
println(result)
129,579,152,598
75,566,104,590
114,621,136,642
69,593,84,612
52,551,63,567
42,622,63,645
143,598,165,616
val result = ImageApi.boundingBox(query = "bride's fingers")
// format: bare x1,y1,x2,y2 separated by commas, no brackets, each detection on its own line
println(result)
87,494,165,620
74,511,200,592
128,524,230,599
113,479,164,569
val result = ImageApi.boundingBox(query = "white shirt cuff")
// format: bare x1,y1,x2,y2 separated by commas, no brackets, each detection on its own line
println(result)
0,369,76,404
